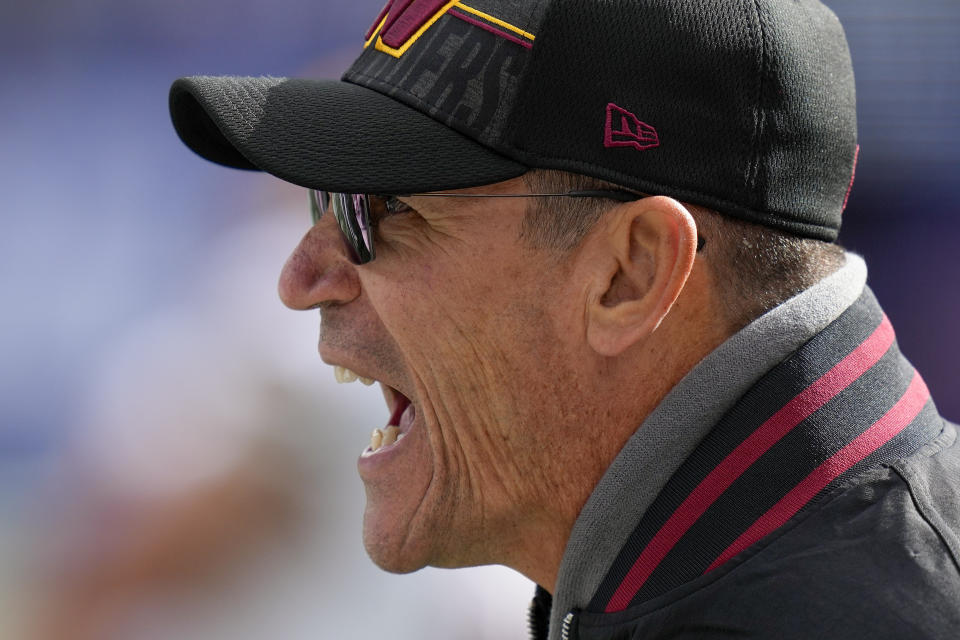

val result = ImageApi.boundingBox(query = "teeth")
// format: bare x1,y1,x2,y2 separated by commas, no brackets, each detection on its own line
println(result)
365,426,406,455
334,365,367,384
381,426,399,447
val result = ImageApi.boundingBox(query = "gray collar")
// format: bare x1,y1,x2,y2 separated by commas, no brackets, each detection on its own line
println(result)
547,253,868,639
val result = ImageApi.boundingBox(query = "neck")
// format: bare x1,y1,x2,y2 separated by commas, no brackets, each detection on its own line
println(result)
497,269,730,592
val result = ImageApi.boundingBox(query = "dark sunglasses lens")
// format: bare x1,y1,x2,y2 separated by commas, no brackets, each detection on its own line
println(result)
331,193,374,264
308,190,374,264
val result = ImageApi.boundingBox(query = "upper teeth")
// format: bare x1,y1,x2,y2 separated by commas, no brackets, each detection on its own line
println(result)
334,365,374,385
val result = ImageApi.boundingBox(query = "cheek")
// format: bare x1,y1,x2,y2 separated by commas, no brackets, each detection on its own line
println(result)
370,262,492,341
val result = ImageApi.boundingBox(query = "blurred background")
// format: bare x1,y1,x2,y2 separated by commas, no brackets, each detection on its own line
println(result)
0,1,957,638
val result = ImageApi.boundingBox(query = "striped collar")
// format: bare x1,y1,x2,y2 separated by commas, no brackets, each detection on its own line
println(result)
588,290,937,611
543,255,943,637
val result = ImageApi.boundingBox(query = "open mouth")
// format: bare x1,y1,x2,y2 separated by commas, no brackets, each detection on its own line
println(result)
334,365,415,456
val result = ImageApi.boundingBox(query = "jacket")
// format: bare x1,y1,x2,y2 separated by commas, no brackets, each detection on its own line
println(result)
531,256,960,639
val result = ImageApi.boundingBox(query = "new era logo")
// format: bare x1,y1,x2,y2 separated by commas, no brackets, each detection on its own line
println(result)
604,103,659,151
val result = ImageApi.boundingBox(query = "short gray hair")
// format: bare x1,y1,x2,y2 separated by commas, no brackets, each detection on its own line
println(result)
520,169,846,330
520,169,623,250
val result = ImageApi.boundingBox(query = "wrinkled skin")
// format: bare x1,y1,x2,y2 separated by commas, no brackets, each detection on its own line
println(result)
277,178,623,586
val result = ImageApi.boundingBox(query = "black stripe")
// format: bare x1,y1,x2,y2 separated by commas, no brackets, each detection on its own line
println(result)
849,396,941,476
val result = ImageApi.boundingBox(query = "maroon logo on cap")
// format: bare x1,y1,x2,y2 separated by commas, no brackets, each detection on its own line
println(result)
365,0,450,48
604,103,659,151
365,0,536,57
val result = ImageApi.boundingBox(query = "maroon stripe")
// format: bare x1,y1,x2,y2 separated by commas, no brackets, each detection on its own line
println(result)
365,0,395,42
706,371,929,573
448,9,533,49
381,0,414,34
843,145,860,212
604,315,895,613
382,0,450,48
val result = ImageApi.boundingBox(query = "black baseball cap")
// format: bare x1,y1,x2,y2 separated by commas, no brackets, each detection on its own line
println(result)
170,0,858,241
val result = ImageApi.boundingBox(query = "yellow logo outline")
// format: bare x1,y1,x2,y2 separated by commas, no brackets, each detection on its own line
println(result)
364,1,535,59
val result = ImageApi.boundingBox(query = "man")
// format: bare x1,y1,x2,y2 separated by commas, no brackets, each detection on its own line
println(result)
169,0,960,637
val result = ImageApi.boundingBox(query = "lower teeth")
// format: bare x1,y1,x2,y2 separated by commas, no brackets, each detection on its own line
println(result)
367,426,403,454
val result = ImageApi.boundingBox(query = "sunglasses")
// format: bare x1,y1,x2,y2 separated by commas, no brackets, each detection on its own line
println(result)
308,188,646,265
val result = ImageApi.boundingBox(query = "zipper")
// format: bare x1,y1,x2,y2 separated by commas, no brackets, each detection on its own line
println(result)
561,611,575,640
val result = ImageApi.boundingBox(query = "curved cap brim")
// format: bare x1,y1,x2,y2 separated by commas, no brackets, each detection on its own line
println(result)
169,75,528,194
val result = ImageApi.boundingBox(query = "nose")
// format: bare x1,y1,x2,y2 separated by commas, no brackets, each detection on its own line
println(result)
278,218,362,310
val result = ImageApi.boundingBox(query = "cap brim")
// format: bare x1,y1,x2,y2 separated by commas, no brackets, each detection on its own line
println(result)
169,75,527,193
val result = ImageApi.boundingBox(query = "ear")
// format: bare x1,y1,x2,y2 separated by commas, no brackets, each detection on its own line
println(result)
585,196,698,357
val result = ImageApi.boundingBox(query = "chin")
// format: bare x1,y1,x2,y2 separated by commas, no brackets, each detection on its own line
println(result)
362,529,430,575
366,549,426,575
361,502,433,574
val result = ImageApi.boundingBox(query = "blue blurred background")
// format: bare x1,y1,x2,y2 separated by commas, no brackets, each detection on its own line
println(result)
1,1,957,638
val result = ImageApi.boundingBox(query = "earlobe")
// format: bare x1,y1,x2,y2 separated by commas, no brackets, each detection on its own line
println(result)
586,197,698,357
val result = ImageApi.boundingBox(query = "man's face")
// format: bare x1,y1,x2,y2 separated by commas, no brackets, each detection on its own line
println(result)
279,177,596,574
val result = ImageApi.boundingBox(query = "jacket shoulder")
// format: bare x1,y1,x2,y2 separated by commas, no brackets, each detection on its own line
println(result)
574,423,960,640
891,420,960,569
